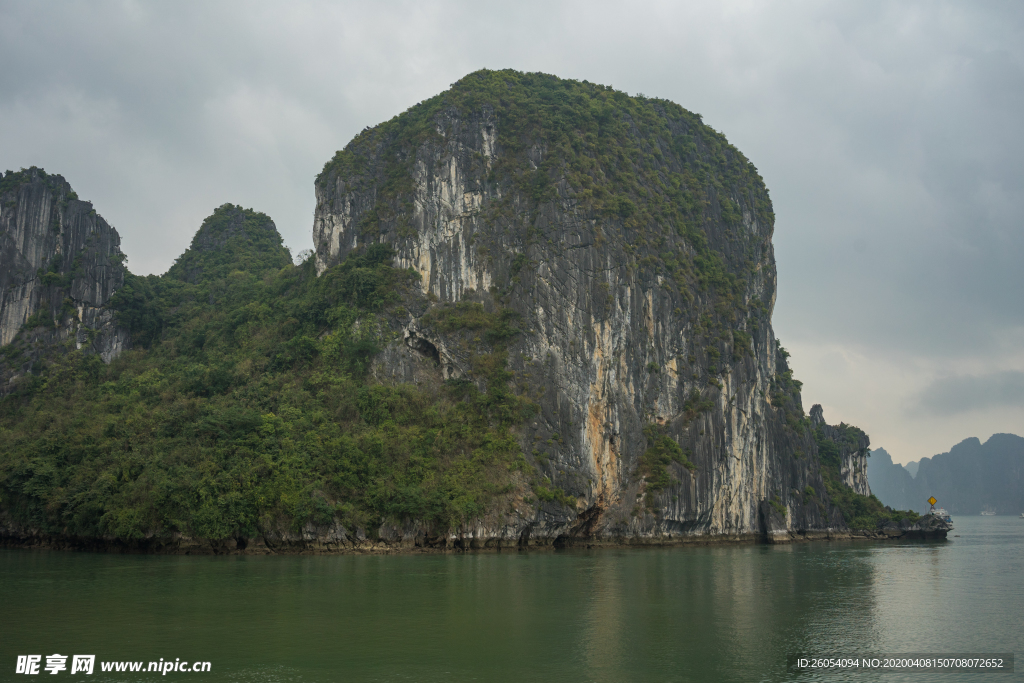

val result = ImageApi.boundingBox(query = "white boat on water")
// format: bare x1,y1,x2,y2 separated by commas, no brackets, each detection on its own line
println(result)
981,511,996,516
931,507,953,525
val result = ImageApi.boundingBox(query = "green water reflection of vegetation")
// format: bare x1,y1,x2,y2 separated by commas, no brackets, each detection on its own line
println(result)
7,520,1023,683
0,543,882,683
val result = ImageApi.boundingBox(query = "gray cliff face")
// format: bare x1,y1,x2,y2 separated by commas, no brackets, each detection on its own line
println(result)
312,83,856,545
0,168,128,389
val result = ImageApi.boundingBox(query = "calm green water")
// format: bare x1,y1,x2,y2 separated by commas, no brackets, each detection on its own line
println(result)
1,517,1021,682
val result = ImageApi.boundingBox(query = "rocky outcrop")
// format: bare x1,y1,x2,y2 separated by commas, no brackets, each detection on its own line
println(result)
312,71,860,545
810,404,871,496
0,168,128,391
852,513,951,541
166,202,293,285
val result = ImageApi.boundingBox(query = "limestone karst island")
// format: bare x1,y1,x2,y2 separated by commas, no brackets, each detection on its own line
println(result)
0,70,944,552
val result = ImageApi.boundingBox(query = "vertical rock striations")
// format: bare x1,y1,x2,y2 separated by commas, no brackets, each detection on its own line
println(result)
0,74,895,552
0,168,128,391
810,404,871,496
312,70,871,544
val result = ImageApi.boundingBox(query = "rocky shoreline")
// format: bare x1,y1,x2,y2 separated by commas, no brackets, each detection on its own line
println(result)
1,514,951,555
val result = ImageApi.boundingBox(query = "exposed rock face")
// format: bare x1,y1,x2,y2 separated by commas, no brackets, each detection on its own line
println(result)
312,71,859,545
0,168,128,388
810,404,871,496
855,513,951,541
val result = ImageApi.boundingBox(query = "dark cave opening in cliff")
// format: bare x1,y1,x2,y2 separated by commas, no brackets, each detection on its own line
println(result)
406,335,440,365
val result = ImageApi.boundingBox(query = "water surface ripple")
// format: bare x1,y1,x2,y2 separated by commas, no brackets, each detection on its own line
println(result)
2,517,1020,682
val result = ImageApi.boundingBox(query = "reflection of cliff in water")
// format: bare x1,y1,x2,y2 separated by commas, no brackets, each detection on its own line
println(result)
569,543,881,681
17,530,1024,683
579,554,624,682
868,542,959,652
787,544,885,657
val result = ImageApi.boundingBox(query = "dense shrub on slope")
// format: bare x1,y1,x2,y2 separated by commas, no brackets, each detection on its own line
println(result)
0,205,532,541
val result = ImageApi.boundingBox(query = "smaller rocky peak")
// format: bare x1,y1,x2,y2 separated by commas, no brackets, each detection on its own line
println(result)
811,402,872,497
190,203,254,251
1,166,126,319
810,404,825,426
0,167,129,388
166,204,291,284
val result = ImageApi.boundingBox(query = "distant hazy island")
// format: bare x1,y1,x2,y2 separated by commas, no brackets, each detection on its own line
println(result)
868,434,1024,515
1,70,931,552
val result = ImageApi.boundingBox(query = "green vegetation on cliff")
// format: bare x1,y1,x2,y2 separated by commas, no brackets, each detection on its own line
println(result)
0,72,889,545
1,167,52,195
0,205,533,541
639,425,696,502
812,424,920,529
320,69,773,348
767,343,920,530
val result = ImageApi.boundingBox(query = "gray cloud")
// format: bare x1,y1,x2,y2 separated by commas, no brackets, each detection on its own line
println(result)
916,371,1024,416
1,0,1022,458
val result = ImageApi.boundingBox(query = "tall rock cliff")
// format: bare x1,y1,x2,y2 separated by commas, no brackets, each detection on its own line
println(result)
0,168,128,390
312,70,861,544
0,74,901,553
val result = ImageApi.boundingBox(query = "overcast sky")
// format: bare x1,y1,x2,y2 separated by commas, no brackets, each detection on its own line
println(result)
2,0,1021,463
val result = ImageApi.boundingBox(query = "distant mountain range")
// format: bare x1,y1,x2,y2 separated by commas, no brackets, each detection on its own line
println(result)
867,434,1024,515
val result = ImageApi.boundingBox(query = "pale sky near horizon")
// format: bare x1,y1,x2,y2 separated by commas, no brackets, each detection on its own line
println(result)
2,1,1021,463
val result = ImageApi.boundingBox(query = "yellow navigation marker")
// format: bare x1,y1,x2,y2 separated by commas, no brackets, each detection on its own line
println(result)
928,496,937,506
